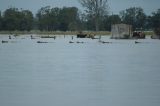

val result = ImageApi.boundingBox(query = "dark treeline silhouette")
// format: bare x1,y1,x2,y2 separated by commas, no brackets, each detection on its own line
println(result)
0,8,33,31
36,6,80,31
0,6,160,34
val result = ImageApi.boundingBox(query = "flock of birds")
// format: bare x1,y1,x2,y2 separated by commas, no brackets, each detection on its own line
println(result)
1,35,142,44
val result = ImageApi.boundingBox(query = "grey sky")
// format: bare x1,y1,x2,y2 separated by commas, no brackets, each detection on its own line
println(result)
0,0,159,15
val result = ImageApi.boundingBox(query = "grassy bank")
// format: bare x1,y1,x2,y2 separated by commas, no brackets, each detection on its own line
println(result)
0,30,111,35
144,31,154,35
0,30,154,36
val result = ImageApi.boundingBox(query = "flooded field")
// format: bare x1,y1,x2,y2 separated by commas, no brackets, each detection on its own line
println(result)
0,34,160,106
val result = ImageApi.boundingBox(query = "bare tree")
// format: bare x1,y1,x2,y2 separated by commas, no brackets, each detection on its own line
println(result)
79,0,109,31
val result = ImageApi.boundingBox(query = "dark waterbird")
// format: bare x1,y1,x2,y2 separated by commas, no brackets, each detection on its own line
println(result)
101,41,112,44
69,41,74,43
2,40,8,43
9,35,11,39
135,41,141,44
31,35,36,39
99,40,112,44
76,41,84,43
37,41,48,43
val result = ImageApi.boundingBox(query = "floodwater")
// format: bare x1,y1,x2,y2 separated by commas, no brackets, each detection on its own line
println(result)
0,34,160,106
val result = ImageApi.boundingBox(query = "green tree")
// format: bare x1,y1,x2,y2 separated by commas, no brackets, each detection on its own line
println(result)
151,9,160,35
59,7,79,31
20,10,33,31
76,12,88,31
79,0,109,31
3,8,19,30
120,7,146,30
50,7,61,31
144,16,153,30
102,14,121,31
0,11,2,30
36,6,51,31
3,8,33,31
36,6,79,31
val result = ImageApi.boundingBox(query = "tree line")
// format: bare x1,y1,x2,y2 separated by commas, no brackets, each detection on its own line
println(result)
0,8,33,31
0,6,160,33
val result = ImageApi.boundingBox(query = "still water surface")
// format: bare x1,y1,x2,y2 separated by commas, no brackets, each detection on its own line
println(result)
0,35,160,106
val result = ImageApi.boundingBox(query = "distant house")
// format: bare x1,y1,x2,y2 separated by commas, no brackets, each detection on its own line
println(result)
111,24,132,39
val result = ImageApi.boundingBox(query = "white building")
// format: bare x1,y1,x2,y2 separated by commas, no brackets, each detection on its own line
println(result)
111,24,132,39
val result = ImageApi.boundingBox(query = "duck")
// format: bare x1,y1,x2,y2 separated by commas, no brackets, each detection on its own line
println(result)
101,41,112,44
37,41,48,43
9,35,12,39
76,41,84,43
135,41,141,44
2,40,8,43
31,35,36,39
69,41,74,43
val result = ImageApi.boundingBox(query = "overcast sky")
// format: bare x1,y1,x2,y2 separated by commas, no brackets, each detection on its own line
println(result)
0,0,159,15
